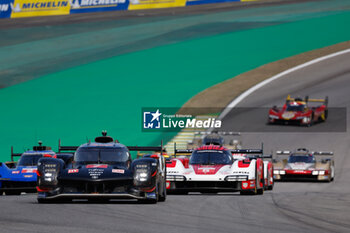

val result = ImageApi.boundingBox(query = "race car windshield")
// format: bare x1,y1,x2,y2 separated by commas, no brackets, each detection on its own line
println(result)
18,154,43,166
288,155,315,163
286,104,305,112
190,150,232,165
75,147,129,164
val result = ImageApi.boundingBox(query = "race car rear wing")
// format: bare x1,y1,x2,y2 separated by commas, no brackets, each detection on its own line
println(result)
231,142,264,154
312,151,334,156
128,146,165,153
246,154,272,160
305,96,328,105
276,150,333,156
286,95,328,105
231,149,263,154
58,139,165,155
231,148,271,160
174,149,193,157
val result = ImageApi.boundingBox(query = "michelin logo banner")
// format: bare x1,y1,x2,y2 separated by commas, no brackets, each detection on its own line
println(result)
70,0,128,13
0,0,245,18
10,0,70,18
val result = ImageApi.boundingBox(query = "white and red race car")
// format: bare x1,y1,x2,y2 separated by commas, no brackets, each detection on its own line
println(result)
166,145,273,195
273,148,334,182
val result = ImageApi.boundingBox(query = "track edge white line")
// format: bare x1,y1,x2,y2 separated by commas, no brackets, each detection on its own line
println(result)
219,48,350,120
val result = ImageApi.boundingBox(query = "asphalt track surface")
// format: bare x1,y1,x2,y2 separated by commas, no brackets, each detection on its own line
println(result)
1,50,349,233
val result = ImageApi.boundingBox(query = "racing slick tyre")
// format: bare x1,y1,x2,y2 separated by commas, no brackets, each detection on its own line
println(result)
240,188,257,195
158,182,166,202
329,165,335,182
138,197,157,204
307,113,314,127
257,187,264,195
319,109,328,122
267,183,274,190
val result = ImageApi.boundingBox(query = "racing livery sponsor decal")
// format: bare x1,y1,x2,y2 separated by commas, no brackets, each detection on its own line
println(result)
22,168,37,173
128,0,186,10
68,169,79,173
192,165,225,175
12,170,20,174
112,169,125,174
142,108,221,132
88,168,104,179
86,164,108,168
0,0,13,18
69,0,128,14
10,0,70,18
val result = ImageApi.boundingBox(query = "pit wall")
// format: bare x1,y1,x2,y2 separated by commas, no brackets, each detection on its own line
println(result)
0,0,247,18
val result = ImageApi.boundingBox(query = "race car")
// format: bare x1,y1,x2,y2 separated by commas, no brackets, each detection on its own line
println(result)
0,142,55,195
36,132,166,203
268,95,328,126
231,149,274,191
166,145,269,195
187,132,242,150
273,148,334,182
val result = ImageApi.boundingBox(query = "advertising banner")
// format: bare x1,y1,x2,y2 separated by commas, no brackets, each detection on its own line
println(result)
0,0,247,19
128,0,186,10
10,0,70,18
186,0,240,6
0,0,13,18
70,0,128,14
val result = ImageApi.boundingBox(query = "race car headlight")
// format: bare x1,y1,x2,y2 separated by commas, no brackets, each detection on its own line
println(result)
312,171,319,175
225,175,248,181
319,170,325,175
279,170,286,175
273,170,280,175
302,117,310,123
166,175,185,181
134,169,149,182
44,173,54,181
269,115,279,119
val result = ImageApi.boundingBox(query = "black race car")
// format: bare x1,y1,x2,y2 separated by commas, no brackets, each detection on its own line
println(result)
36,132,166,203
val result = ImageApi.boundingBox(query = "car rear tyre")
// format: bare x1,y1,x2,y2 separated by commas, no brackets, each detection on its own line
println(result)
158,182,166,202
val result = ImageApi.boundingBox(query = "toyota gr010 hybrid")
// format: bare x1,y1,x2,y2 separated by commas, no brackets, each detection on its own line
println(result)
0,142,55,195
36,132,166,203
166,145,271,195
273,148,334,182
268,95,328,126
